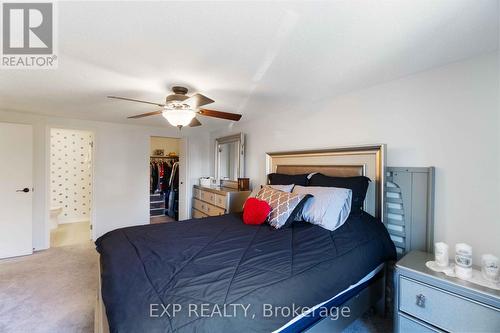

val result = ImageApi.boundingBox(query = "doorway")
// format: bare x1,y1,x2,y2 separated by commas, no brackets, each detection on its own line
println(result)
48,128,94,247
150,136,180,224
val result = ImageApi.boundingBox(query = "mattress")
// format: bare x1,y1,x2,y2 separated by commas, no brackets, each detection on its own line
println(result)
96,211,396,333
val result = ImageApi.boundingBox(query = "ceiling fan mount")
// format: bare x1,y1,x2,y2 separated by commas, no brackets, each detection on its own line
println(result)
165,86,190,106
171,86,188,95
107,85,242,128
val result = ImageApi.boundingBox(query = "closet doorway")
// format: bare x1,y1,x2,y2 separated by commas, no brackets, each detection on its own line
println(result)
150,136,181,224
48,128,94,247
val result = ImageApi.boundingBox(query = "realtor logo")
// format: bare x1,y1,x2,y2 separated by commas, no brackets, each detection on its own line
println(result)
1,2,57,68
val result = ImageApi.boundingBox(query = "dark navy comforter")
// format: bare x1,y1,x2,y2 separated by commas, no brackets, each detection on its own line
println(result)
96,212,396,333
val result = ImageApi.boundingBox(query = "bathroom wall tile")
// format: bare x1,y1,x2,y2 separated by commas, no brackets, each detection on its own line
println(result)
50,129,92,223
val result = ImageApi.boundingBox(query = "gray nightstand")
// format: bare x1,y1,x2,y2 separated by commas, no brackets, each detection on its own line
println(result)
394,251,500,332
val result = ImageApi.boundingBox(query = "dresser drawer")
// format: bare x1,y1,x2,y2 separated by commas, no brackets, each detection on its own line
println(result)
192,208,208,219
198,189,222,207
192,198,207,212
206,191,217,205
204,202,225,216
398,313,442,333
399,277,500,332
199,190,208,202
193,198,225,216
193,188,201,200
214,194,226,209
199,190,216,204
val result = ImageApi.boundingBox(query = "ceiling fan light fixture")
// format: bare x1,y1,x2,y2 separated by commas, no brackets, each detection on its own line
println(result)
111,86,241,126
162,109,196,127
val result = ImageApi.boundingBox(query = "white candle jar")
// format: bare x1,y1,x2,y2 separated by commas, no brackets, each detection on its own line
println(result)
434,242,449,267
455,243,473,280
481,254,499,282
455,243,472,268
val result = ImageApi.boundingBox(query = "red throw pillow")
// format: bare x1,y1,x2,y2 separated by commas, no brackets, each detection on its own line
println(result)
243,198,271,225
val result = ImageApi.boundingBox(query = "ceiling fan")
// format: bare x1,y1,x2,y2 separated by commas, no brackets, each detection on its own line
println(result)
107,86,242,128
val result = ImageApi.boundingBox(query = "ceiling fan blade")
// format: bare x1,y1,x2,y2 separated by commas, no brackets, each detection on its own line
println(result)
197,109,242,121
108,95,164,107
184,93,214,108
127,110,163,119
189,117,202,127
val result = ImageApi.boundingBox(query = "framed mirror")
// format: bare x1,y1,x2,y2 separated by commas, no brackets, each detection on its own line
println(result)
215,133,245,184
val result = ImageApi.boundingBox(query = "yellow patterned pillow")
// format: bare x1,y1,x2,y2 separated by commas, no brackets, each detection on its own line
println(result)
256,185,311,229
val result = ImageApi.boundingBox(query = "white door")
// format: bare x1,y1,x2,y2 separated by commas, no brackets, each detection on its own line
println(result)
0,122,33,259
178,137,188,220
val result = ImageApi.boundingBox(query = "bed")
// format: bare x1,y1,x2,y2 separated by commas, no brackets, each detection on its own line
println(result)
95,145,397,333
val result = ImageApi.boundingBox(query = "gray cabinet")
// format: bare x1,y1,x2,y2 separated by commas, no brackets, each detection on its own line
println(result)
395,251,500,332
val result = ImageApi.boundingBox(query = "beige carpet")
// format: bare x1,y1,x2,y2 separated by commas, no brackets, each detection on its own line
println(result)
150,215,175,224
51,222,91,248
0,242,97,333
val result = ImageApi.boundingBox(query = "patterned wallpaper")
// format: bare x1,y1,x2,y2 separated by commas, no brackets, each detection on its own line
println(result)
50,128,93,224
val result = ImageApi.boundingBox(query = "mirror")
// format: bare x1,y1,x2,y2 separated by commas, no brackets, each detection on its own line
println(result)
215,133,244,183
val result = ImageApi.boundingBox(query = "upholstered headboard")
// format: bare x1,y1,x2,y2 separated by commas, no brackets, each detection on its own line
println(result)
266,145,386,219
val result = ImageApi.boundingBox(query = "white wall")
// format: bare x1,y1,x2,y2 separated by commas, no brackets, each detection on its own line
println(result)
209,53,500,263
150,136,180,156
185,132,212,215
0,111,184,250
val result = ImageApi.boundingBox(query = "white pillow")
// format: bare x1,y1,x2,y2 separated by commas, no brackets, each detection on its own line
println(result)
248,184,294,198
292,185,352,231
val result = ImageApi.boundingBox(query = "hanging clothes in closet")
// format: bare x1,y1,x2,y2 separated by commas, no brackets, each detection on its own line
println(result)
162,161,173,212
150,157,179,220
167,161,179,219
150,162,159,194
150,158,175,194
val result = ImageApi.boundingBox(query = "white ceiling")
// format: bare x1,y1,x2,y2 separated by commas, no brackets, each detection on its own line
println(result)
0,0,498,130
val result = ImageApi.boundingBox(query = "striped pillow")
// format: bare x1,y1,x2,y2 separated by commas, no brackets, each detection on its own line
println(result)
256,185,311,229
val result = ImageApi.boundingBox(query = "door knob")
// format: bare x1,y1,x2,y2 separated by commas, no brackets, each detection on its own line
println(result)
16,188,30,193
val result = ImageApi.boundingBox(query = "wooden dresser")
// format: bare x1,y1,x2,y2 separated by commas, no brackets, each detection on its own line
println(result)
192,185,250,218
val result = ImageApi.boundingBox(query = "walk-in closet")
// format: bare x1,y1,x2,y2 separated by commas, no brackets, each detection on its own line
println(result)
150,136,180,224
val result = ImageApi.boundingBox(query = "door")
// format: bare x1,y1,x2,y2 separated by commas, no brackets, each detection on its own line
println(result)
178,137,188,220
0,122,33,259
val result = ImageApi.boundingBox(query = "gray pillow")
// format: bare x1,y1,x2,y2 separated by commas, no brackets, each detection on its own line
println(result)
292,185,352,231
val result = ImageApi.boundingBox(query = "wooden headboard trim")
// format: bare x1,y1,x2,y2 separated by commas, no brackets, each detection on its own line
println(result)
266,145,386,219
275,164,366,177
